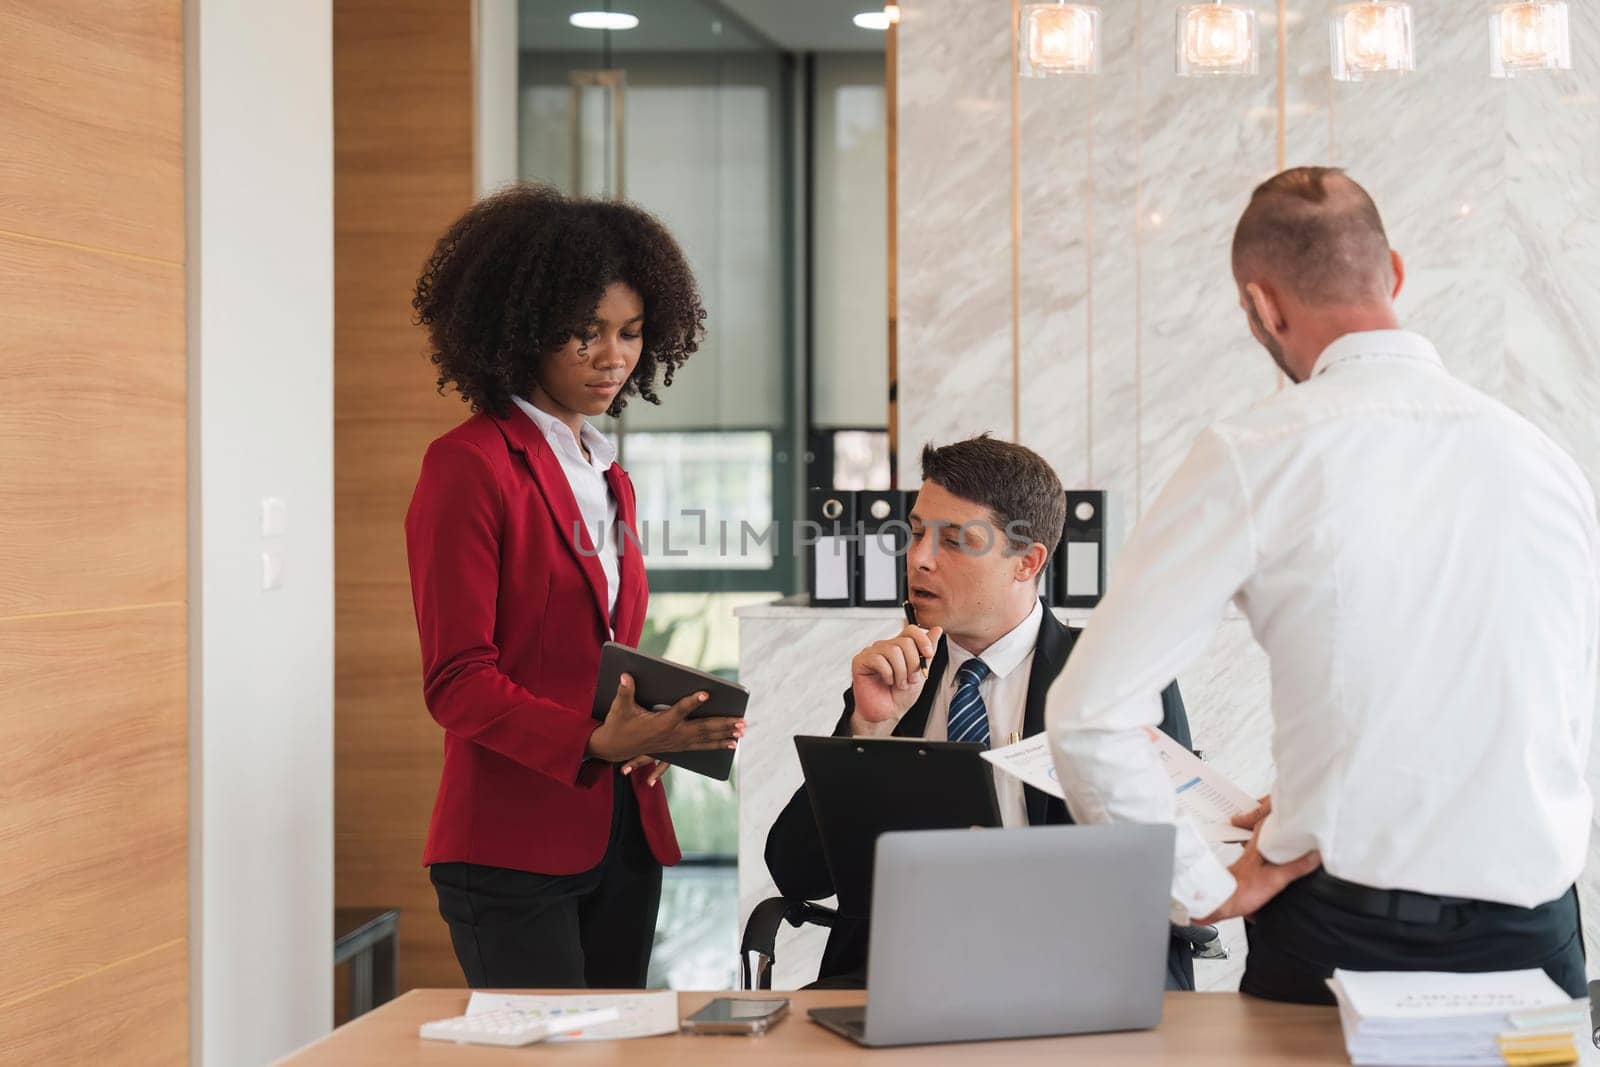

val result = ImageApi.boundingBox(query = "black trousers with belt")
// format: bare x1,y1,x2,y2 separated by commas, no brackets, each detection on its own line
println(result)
1241,872,1586,1005
429,774,662,989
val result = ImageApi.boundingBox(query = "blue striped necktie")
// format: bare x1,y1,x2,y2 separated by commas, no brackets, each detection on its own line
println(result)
946,658,992,747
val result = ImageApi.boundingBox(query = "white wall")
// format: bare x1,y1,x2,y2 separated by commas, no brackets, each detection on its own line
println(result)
186,2,335,1063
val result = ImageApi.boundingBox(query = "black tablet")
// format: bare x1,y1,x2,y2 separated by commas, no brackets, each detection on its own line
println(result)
591,641,748,781
794,735,1002,915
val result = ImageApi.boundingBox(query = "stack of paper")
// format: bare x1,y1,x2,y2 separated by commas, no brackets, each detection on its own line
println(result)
1326,969,1588,1066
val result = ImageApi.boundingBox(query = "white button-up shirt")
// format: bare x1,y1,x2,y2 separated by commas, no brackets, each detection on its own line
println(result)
1045,330,1599,921
923,599,1043,828
512,395,621,625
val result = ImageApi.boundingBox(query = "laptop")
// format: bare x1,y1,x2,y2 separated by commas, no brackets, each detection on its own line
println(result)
794,735,1001,916
809,823,1175,1047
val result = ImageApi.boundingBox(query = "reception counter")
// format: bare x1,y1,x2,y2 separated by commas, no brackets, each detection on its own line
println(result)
733,596,1276,990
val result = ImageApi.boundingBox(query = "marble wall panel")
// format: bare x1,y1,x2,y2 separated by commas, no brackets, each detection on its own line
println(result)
1282,3,1333,170
1087,3,1144,521
1134,1,1282,516
1499,2,1600,971
1016,66,1092,485
895,0,1018,487
1328,2,1508,390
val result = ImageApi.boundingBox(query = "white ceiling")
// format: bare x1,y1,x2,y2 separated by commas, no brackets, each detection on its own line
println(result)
720,0,890,52
519,0,889,54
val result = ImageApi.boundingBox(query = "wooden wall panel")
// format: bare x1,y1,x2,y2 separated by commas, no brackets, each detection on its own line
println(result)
0,235,187,618
333,0,476,995
0,607,186,1008
0,940,187,1065
0,1,188,1060
0,1,183,261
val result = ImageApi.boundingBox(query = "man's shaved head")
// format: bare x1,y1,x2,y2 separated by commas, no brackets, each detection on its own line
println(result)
1232,167,1394,306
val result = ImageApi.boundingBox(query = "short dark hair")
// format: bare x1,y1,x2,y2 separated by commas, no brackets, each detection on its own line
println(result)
413,183,706,418
919,435,1066,554
1231,167,1392,306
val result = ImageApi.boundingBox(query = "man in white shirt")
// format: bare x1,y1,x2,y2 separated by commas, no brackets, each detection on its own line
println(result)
1045,167,1599,1003
765,436,1196,988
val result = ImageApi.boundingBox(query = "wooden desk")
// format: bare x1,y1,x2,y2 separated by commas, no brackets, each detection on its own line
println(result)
279,990,1350,1065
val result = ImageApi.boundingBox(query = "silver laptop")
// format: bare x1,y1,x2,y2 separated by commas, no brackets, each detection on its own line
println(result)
809,823,1174,1047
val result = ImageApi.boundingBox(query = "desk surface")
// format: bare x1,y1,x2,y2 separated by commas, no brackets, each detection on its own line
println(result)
278,990,1351,1065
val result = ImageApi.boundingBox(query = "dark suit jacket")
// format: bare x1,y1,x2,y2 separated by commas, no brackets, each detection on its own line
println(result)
404,410,678,876
763,603,1192,984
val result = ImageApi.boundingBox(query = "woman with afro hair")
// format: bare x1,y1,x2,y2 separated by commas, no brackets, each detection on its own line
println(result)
404,184,743,989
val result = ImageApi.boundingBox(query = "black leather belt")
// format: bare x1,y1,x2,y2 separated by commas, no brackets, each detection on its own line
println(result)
1303,871,1480,924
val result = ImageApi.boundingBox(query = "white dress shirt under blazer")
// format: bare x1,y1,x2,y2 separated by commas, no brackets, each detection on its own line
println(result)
923,599,1044,828
1045,330,1600,921
512,395,621,627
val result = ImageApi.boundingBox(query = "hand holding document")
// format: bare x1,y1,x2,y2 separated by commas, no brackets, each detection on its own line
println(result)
980,730,1255,844
464,990,679,1041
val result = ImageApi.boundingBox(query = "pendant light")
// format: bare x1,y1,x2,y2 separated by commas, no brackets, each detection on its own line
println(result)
1176,1,1260,77
1019,1,1103,77
1331,2,1415,81
1489,2,1571,78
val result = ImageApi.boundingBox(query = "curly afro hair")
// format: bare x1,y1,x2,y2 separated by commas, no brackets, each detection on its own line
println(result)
413,183,706,418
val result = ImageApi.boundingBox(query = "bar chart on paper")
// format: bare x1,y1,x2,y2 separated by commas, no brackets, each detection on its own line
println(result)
981,731,1256,844
1145,727,1257,844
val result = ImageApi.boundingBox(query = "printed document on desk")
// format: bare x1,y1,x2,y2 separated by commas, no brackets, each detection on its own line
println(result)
981,731,1254,844
465,990,679,1041
1326,969,1585,1066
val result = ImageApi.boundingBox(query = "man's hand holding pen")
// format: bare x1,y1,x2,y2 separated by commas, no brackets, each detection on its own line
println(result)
849,623,943,734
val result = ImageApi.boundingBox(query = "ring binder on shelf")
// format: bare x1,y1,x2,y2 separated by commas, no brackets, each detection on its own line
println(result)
1051,490,1119,609
807,488,857,608
855,490,912,608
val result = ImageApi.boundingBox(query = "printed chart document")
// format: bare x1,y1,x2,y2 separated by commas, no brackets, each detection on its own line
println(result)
465,990,679,1041
981,730,1255,844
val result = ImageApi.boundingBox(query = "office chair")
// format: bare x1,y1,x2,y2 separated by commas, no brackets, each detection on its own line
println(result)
739,895,1225,990
740,897,838,990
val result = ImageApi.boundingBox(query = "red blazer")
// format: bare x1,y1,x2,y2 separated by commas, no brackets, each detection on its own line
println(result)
404,409,680,875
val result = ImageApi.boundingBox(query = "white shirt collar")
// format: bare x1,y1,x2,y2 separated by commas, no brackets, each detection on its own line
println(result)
946,598,1044,680
512,395,617,471
1311,329,1444,380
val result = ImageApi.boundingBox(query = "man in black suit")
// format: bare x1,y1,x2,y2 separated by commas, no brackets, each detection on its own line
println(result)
765,435,1196,989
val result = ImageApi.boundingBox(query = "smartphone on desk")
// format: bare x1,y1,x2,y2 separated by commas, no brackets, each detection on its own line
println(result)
681,997,790,1035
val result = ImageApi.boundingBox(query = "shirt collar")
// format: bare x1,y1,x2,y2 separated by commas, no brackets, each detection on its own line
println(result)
1311,329,1444,380
946,598,1044,680
512,395,616,470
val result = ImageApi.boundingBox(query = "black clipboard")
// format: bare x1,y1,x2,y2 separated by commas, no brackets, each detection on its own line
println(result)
794,735,1002,916
591,642,748,781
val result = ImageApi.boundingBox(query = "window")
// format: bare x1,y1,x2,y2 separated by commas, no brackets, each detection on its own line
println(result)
623,432,775,571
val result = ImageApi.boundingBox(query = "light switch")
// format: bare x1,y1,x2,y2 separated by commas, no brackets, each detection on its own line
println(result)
261,497,287,538
262,551,285,591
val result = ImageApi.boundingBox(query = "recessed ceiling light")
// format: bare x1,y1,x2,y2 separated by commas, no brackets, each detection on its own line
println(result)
853,11,892,31
570,11,639,31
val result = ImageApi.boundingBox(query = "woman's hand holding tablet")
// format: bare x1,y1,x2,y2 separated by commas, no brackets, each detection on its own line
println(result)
585,672,744,765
